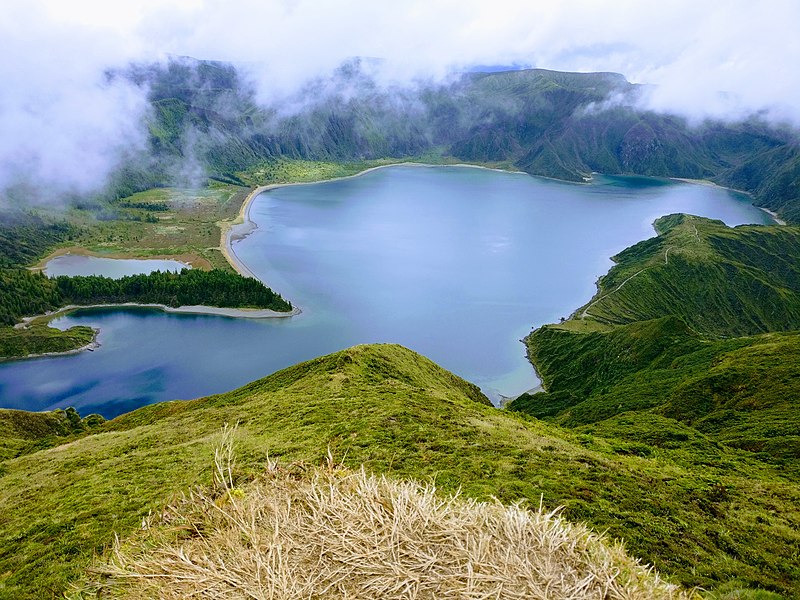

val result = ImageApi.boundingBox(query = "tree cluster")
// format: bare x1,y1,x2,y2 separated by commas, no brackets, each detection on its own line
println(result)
0,268,291,326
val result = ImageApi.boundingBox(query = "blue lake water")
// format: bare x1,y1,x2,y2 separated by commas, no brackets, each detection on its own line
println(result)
43,255,189,278
0,166,772,418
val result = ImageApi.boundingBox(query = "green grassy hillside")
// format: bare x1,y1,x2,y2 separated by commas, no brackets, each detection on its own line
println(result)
513,317,800,461
0,407,103,462
509,217,800,514
573,215,800,336
1,345,798,598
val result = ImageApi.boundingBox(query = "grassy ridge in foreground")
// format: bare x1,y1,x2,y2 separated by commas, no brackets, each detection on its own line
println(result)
0,345,798,598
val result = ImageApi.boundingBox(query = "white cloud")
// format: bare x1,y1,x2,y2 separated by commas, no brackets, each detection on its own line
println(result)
135,0,800,121
0,2,150,199
1,0,798,202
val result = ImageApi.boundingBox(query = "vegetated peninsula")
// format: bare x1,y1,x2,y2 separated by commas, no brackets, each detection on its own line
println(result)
509,215,800,441
0,267,292,360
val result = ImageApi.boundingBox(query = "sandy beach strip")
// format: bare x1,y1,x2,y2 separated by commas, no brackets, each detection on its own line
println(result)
757,206,787,225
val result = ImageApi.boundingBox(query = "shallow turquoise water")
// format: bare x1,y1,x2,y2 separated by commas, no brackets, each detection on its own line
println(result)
0,166,771,417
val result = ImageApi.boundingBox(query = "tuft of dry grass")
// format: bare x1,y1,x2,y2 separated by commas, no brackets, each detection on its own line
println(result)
85,428,693,599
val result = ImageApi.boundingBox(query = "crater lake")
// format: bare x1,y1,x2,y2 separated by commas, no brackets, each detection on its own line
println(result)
0,166,772,417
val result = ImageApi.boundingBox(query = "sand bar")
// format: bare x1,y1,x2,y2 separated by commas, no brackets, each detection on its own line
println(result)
671,177,786,225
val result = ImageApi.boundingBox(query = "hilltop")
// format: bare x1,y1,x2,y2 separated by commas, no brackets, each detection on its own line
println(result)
0,344,797,598
90,450,688,599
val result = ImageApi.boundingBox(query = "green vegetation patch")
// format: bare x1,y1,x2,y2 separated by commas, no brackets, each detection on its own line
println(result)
510,216,800,464
577,215,800,336
0,322,96,361
0,345,798,598
0,407,103,462
64,184,247,271
54,268,291,312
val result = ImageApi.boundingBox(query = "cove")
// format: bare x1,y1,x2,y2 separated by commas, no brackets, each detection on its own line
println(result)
0,166,771,418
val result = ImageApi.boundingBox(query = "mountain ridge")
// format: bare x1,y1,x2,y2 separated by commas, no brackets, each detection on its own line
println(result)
84,58,800,224
1,343,798,598
509,216,800,466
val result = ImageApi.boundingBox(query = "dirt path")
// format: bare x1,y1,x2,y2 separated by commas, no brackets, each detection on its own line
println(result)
580,268,647,319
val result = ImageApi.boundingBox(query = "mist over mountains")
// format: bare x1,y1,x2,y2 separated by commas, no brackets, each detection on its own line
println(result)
94,56,800,223
4,0,800,220
1,52,798,222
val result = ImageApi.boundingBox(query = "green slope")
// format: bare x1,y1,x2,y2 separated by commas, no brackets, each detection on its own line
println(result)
1,345,798,598
573,214,800,336
0,407,103,462
514,316,800,461
510,217,800,440
508,217,800,520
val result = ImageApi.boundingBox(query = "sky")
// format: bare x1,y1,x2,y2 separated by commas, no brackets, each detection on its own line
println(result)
2,0,799,198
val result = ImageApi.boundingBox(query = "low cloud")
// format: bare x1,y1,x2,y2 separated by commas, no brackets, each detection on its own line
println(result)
0,2,150,205
2,0,798,207
134,0,800,125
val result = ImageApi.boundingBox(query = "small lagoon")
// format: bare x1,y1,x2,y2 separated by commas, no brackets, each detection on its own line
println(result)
0,166,772,417
43,255,189,279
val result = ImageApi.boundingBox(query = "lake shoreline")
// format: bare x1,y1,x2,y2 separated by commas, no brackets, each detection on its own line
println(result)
226,168,783,285
221,161,530,280
670,177,786,225
18,303,300,329
9,302,298,361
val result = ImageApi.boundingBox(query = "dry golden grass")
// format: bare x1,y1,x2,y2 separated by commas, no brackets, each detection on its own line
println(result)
86,429,693,599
